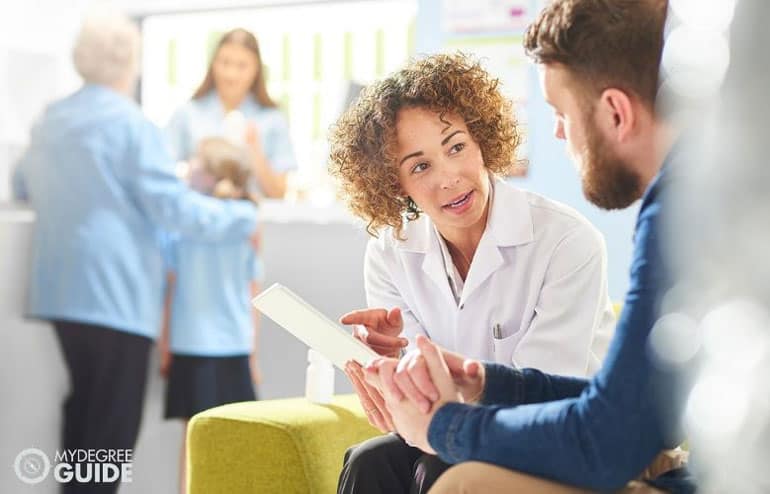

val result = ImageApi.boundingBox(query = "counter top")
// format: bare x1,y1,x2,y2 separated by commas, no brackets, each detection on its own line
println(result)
0,203,35,222
1,200,366,227
258,199,363,226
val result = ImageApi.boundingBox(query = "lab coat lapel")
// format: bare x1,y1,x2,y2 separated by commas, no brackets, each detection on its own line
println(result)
398,216,457,306
460,231,504,306
460,179,534,306
421,242,456,305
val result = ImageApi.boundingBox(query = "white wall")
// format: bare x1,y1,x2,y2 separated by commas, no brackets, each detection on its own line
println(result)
0,1,85,202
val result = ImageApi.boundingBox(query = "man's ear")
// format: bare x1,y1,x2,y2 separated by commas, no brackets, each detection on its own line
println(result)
597,88,636,143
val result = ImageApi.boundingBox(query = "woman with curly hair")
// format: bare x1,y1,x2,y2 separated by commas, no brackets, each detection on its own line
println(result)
329,53,616,494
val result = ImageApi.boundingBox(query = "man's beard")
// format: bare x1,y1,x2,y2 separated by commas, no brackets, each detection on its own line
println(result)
579,120,644,210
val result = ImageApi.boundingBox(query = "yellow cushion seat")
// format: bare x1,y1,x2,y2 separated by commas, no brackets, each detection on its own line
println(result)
187,394,380,494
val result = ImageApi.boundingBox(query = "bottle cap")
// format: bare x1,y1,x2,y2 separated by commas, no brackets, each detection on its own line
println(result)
308,349,332,367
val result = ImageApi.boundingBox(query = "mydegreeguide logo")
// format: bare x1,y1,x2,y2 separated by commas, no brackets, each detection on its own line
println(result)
13,448,133,485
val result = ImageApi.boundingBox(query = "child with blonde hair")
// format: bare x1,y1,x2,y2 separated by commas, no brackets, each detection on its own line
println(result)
159,136,263,493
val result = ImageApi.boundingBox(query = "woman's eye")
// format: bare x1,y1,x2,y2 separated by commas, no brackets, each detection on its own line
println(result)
411,162,429,174
450,142,465,154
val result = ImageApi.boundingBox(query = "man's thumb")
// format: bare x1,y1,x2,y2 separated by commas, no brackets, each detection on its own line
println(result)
416,335,455,396
463,359,482,379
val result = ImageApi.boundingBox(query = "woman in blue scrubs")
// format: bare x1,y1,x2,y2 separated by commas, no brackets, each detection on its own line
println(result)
165,28,297,198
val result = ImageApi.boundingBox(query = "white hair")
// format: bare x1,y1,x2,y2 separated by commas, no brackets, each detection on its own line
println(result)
72,13,141,86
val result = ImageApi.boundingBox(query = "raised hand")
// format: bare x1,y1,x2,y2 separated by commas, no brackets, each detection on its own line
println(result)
340,307,408,357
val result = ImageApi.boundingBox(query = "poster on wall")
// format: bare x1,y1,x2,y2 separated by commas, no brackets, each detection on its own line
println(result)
442,0,531,34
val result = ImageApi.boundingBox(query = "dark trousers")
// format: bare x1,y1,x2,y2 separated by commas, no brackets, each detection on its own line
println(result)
338,433,452,494
53,320,152,494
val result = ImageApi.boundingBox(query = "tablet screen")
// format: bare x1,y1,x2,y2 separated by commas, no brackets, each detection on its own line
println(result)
252,283,379,370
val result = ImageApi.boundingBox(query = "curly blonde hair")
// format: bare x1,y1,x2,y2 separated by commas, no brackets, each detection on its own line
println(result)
329,52,523,238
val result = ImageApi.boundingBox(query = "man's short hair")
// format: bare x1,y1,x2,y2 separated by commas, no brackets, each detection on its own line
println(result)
72,13,140,86
524,0,668,109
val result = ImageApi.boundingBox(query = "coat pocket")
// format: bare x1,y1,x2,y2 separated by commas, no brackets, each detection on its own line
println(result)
492,330,523,365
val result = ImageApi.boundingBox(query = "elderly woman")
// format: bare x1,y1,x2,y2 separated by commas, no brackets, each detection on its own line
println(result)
328,53,616,494
166,28,296,198
12,14,258,492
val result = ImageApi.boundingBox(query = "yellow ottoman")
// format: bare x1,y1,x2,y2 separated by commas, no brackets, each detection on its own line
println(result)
187,394,381,494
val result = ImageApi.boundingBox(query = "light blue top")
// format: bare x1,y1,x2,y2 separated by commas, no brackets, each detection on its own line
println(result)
11,84,259,339
164,236,263,356
165,91,297,184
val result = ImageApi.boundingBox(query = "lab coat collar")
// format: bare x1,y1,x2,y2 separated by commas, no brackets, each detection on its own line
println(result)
485,178,535,247
397,178,535,305
396,178,535,253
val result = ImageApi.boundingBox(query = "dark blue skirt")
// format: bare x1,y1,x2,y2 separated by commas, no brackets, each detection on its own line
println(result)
164,354,257,419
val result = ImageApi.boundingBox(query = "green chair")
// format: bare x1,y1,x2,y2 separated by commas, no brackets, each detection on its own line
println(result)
187,394,379,494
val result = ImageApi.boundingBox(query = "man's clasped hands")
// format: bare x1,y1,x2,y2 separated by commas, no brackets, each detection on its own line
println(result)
341,307,486,454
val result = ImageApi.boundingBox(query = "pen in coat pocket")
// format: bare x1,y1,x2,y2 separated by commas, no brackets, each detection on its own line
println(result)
493,323,502,339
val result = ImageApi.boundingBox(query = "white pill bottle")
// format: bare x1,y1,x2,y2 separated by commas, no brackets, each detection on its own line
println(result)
305,349,335,404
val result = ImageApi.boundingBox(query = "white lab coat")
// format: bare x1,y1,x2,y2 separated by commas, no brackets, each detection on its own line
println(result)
364,179,615,377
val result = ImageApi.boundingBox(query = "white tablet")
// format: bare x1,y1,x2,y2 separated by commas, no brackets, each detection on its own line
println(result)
252,283,379,370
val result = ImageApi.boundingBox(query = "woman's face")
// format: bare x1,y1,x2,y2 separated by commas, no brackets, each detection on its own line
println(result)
395,106,490,237
212,42,259,103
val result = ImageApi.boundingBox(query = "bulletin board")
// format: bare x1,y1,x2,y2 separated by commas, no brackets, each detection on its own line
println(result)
442,0,531,33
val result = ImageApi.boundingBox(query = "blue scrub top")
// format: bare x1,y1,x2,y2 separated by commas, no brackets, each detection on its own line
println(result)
12,84,259,339
165,91,298,184
164,236,263,356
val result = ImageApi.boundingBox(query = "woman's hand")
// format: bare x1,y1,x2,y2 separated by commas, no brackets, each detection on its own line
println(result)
244,122,288,198
249,224,263,253
249,353,263,385
362,336,466,454
159,340,172,378
340,307,408,357
345,360,394,432
245,123,265,161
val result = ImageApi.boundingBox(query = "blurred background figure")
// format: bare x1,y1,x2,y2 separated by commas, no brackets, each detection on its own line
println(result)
653,0,770,492
159,137,263,494
165,28,297,199
10,12,259,493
